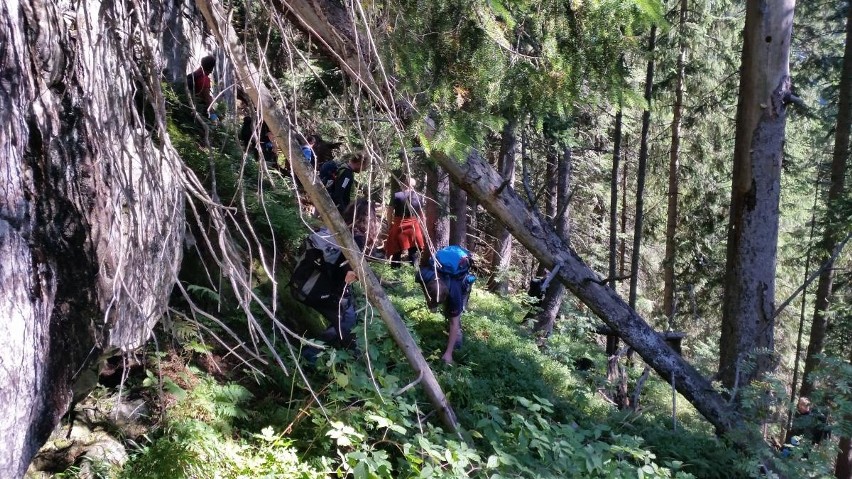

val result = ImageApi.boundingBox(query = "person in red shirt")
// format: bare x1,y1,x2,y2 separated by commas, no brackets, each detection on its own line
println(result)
186,55,217,122
385,177,425,267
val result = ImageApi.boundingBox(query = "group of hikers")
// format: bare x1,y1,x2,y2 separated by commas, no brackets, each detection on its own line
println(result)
286,168,475,366
185,55,474,366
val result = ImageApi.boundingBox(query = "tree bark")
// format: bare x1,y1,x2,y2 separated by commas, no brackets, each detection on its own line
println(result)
449,177,468,248
537,143,559,278
629,25,657,309
609,109,623,287
487,119,518,294
799,0,852,400
663,0,688,321
194,0,459,432
838,435,852,479
426,161,450,249
719,0,795,390
837,344,852,479
0,0,184,475
534,146,572,335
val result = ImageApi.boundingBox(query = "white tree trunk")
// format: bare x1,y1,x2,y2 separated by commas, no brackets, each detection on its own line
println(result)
719,0,796,389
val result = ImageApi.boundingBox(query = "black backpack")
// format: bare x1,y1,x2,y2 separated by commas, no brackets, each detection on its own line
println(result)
289,228,343,304
318,160,339,190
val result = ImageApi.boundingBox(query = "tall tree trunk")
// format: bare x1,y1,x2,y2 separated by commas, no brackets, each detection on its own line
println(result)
607,87,625,357
629,25,657,309
534,146,572,335
787,189,818,436
535,144,559,278
426,161,450,249
799,0,852,400
719,0,796,390
620,140,629,279
663,0,688,321
609,110,623,286
488,119,518,294
0,0,184,475
449,180,468,248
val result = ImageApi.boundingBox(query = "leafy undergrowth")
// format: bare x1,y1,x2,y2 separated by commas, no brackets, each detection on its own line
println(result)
106,101,778,479
112,262,776,479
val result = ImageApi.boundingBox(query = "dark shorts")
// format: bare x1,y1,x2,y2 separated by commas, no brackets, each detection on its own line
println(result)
423,275,470,318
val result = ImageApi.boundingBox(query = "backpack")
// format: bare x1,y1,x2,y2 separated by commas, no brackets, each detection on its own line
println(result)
318,160,338,189
289,228,343,304
434,245,472,278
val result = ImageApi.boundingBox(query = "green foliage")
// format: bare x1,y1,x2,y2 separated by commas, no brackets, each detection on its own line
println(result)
119,3,849,478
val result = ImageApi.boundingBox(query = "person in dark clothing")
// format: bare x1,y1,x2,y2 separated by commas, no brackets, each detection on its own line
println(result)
239,116,277,164
186,55,217,122
289,200,378,361
329,152,366,212
416,246,476,365
385,177,425,267
789,396,830,445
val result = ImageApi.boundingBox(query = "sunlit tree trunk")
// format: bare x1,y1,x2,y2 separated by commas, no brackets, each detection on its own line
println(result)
663,0,688,321
799,0,852,400
837,345,852,478
488,119,517,294
719,0,796,390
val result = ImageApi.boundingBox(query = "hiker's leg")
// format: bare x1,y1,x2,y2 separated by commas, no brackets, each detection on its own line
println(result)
390,252,402,268
442,315,461,364
407,247,420,266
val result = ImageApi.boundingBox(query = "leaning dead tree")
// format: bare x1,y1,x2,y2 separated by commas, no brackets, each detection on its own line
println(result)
195,0,459,432
266,0,743,434
0,0,184,476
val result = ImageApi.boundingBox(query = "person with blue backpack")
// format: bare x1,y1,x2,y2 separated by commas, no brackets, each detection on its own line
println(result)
416,245,476,365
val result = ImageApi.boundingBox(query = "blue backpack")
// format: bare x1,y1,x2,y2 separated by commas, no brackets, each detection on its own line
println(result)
434,245,472,277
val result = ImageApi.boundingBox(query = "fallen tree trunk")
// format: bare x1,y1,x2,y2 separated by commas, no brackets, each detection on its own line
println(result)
195,0,459,432
266,0,742,435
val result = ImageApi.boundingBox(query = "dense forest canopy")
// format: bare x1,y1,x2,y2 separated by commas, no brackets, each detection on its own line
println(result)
3,0,852,477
